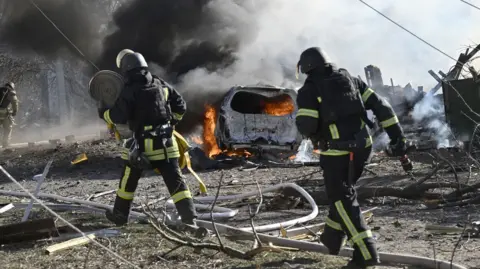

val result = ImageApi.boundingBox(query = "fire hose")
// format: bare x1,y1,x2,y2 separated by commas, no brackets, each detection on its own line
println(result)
0,187,468,269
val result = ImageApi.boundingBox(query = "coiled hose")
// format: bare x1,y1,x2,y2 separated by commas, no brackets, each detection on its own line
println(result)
0,187,468,269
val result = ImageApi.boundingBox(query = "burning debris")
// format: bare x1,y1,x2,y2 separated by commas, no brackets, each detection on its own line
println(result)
190,84,302,167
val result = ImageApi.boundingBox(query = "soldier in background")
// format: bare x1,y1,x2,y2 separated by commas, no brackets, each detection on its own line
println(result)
0,82,18,149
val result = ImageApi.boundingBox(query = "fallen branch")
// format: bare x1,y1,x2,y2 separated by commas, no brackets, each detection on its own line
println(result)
210,171,225,249
145,171,282,260
248,178,264,248
87,190,115,201
404,163,440,190
145,211,281,260
450,216,470,268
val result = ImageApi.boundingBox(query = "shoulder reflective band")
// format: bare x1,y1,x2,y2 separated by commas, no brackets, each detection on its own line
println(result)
317,97,322,103
163,87,169,100
296,108,319,118
362,88,374,103
380,116,399,128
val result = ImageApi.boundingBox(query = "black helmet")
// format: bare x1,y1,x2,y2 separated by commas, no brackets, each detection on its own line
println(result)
115,49,148,73
5,82,14,89
296,47,331,77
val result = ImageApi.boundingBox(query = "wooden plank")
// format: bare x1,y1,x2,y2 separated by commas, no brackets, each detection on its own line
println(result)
45,234,96,255
0,218,58,244
0,203,14,214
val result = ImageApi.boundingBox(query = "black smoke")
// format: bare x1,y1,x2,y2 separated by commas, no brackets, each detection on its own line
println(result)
98,0,246,134
98,0,238,76
0,0,252,134
0,0,102,59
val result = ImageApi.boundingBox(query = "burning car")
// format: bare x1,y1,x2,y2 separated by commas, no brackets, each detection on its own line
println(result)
202,84,302,158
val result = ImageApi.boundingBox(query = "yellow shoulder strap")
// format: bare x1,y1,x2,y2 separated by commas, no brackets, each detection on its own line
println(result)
173,130,208,195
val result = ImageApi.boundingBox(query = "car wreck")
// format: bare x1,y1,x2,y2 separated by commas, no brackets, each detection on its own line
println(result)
202,84,302,159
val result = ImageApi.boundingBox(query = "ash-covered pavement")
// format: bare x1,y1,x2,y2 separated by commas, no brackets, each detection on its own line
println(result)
0,139,479,268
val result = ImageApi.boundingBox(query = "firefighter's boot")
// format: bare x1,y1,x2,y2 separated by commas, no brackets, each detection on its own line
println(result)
105,196,132,226
320,226,347,255
174,197,197,225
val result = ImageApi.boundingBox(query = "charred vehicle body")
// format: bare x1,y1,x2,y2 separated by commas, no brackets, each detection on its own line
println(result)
213,85,302,153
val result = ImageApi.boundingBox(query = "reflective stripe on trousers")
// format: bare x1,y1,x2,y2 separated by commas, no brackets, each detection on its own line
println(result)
117,166,135,200
335,200,373,261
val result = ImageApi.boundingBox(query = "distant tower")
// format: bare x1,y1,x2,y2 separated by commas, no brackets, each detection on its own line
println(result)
364,65,384,89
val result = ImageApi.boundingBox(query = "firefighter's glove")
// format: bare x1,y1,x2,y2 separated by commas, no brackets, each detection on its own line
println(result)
11,112,16,117
310,137,320,150
386,137,407,157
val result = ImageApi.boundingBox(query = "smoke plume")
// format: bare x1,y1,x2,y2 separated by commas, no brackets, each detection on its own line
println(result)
0,0,103,59
97,0,262,133
1,0,480,136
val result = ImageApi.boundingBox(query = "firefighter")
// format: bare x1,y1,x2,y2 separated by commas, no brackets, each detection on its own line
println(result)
0,82,18,149
99,49,197,226
295,47,408,269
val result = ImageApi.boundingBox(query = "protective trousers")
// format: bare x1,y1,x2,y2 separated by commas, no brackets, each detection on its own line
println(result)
319,147,380,267
0,115,13,148
110,159,197,225
108,136,197,226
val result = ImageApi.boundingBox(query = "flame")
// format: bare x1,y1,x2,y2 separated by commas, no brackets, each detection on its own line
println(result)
203,105,222,158
262,95,295,116
202,104,252,159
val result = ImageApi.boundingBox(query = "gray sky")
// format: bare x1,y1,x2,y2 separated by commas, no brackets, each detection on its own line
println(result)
231,0,479,90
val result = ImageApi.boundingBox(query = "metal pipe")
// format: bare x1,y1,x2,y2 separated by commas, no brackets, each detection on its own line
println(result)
0,190,235,220
0,189,468,269
22,160,53,222
176,183,318,232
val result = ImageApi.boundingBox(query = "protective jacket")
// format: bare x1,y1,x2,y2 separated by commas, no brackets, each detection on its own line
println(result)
0,86,18,119
295,67,404,156
101,69,186,161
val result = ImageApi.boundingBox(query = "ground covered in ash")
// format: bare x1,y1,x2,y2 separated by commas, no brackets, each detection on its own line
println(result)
0,139,479,269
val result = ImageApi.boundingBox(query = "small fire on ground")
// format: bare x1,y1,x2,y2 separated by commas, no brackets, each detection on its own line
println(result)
193,97,295,159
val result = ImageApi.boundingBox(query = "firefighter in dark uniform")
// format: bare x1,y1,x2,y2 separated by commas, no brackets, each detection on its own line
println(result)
295,47,408,269
0,82,18,148
99,49,197,226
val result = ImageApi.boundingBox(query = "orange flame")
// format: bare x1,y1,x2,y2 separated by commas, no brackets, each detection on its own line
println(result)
203,105,222,158
202,104,253,159
203,97,294,159
262,95,295,116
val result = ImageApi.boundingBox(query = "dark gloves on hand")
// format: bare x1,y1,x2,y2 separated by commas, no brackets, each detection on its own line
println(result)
386,137,407,157
310,137,319,150
11,112,16,117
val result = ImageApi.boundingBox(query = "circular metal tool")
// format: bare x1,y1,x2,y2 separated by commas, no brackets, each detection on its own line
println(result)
88,70,124,108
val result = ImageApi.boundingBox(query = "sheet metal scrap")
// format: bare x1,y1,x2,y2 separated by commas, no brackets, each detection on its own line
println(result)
425,222,479,237
0,218,58,244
